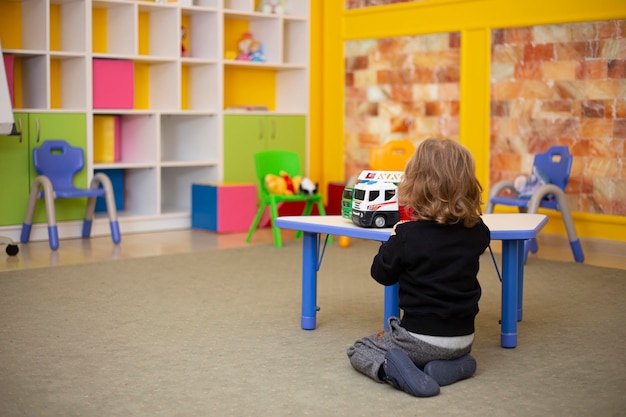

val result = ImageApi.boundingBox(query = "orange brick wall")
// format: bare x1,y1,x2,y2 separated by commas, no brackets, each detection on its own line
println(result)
491,20,626,216
344,33,461,180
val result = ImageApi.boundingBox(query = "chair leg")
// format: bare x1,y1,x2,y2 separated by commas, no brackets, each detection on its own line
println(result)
47,225,60,251
89,173,121,244
21,176,59,250
528,185,584,263
269,200,282,248
246,202,267,244
82,197,96,239
316,199,327,216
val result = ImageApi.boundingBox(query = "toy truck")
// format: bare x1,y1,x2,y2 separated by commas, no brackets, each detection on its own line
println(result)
351,170,404,228
341,185,354,220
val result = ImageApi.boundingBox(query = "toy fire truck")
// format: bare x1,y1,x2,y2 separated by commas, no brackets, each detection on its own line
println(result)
351,170,404,228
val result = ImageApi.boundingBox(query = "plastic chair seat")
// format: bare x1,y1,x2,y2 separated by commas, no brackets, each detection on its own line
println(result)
43,188,105,199
20,140,121,251
489,195,558,211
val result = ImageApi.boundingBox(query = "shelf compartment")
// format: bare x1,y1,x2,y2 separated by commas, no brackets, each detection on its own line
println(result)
138,3,179,58
92,0,137,56
181,8,219,60
122,167,159,216
224,13,282,64
0,0,47,51
283,19,308,66
223,65,275,110
160,114,218,163
10,54,48,110
50,0,86,54
112,114,158,164
133,61,178,110
191,0,220,8
50,56,87,110
181,62,220,111
275,68,309,114
223,0,255,12
285,1,309,18
224,64,309,113
161,166,219,214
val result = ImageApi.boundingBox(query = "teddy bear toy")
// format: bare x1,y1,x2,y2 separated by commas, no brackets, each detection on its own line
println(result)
264,171,317,196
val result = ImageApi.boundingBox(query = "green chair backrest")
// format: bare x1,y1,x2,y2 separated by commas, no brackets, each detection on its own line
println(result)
254,150,303,198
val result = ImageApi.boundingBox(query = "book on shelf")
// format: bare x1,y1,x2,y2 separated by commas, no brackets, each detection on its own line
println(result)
93,115,121,163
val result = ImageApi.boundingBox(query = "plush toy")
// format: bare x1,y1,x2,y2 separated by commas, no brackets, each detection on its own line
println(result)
265,171,309,196
249,41,266,62
264,173,289,195
236,32,253,61
514,166,550,199
299,177,318,196
235,32,265,62
258,0,286,14
280,171,295,194
181,25,189,57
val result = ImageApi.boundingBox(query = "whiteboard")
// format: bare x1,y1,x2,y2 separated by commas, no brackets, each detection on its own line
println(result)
0,40,15,135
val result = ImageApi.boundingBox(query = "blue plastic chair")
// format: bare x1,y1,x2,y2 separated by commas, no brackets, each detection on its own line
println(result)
485,146,584,263
20,140,121,250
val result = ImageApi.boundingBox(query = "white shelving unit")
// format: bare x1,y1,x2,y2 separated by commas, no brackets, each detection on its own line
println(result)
0,0,310,240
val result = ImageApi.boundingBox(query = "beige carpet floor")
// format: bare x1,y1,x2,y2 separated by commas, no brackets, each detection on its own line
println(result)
1,239,625,417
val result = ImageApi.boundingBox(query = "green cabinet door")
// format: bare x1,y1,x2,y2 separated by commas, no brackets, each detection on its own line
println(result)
27,113,88,223
0,113,30,226
266,115,306,167
224,115,267,183
223,114,306,184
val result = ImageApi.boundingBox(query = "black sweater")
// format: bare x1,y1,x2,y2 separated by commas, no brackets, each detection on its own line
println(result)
371,219,490,337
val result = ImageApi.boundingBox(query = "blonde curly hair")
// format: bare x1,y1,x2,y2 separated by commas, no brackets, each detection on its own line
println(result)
397,138,483,228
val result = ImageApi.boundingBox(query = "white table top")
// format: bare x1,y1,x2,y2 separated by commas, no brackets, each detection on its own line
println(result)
274,213,548,242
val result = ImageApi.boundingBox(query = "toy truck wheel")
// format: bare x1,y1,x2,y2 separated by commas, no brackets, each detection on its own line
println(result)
373,215,387,228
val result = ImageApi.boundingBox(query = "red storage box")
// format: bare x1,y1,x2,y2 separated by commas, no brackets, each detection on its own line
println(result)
93,59,134,109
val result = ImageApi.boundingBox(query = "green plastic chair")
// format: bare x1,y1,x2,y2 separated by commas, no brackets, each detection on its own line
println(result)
246,150,326,248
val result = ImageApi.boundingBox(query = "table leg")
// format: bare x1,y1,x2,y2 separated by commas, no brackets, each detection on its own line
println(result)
301,231,318,330
517,240,525,322
383,283,400,328
500,239,520,348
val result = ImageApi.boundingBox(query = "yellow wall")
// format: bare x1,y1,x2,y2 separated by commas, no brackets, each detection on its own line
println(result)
312,0,626,242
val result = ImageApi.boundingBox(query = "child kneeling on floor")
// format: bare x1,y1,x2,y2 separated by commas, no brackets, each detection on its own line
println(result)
347,138,490,397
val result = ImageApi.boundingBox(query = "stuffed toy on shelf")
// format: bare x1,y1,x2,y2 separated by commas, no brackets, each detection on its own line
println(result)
258,0,287,14
235,32,266,62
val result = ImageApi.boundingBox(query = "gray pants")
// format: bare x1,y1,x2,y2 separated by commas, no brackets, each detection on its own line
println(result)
347,317,472,382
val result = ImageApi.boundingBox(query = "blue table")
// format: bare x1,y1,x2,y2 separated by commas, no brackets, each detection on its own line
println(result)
274,213,548,348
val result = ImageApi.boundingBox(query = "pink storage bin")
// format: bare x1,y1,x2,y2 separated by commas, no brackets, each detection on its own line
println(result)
93,59,134,109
